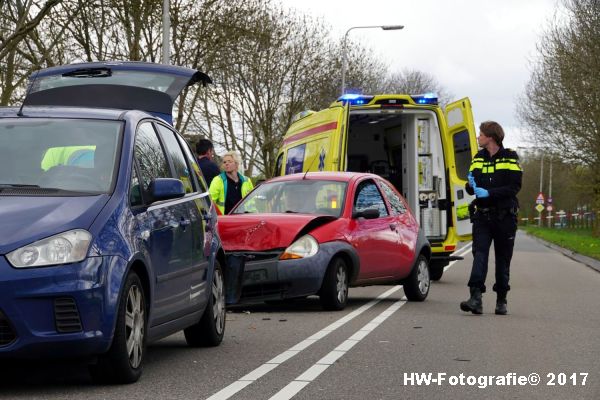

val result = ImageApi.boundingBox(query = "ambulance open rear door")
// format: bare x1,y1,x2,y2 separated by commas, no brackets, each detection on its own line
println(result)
444,98,477,241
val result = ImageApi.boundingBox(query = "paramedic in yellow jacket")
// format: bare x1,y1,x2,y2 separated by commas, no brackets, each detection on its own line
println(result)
209,151,254,214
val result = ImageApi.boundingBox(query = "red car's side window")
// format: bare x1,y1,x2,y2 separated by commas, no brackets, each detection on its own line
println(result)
353,180,389,217
377,179,407,215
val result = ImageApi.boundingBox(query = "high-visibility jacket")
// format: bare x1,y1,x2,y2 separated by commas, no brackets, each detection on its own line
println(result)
209,172,253,214
466,147,522,210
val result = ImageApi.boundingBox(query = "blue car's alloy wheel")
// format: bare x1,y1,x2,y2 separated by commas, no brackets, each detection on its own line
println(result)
184,260,226,347
125,283,145,368
89,271,147,383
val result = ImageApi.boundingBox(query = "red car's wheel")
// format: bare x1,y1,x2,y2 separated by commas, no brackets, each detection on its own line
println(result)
403,254,430,301
320,257,349,311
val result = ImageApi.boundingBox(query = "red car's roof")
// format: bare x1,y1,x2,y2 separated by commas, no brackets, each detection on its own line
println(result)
266,171,377,184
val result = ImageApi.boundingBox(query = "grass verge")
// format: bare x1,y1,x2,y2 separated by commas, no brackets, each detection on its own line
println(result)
519,226,600,261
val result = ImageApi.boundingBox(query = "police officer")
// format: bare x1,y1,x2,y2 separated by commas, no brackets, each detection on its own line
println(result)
460,121,522,315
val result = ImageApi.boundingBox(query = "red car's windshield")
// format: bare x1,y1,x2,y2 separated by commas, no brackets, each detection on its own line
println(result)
232,180,347,217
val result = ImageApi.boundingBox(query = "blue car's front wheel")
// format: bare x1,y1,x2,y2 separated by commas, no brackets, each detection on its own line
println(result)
89,271,147,383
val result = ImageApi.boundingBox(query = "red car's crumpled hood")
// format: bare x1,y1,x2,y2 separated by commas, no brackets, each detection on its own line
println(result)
218,214,335,251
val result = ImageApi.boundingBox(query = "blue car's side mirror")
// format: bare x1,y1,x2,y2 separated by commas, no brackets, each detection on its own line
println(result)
149,178,185,202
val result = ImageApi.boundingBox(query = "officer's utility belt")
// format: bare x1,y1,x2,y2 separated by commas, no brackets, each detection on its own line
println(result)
476,206,498,214
469,203,518,220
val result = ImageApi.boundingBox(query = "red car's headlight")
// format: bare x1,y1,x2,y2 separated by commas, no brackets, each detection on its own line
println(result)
280,234,319,260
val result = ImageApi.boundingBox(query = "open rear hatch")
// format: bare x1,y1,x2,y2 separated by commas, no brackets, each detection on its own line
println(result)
23,61,211,124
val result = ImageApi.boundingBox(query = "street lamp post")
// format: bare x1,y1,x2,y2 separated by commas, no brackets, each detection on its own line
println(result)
340,25,404,95
162,0,170,64
539,152,544,226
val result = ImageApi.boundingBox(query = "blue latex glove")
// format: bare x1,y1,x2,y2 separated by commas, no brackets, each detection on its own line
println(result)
468,172,476,189
474,187,490,198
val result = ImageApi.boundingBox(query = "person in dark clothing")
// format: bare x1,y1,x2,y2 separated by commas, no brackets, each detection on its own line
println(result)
460,121,522,315
196,139,220,186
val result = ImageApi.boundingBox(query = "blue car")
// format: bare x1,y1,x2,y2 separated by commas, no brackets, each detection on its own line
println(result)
0,62,226,383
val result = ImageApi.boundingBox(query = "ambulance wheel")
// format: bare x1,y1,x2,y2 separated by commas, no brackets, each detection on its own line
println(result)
429,261,446,281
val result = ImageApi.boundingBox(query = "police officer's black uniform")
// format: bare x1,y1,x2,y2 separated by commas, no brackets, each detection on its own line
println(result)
463,146,522,314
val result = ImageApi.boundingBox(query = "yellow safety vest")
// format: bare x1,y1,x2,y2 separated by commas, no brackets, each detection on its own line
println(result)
209,172,253,214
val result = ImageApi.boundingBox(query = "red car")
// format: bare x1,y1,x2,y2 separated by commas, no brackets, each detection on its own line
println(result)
218,172,431,310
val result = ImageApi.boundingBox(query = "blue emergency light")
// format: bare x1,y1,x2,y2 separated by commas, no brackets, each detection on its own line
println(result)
338,94,374,105
411,93,438,105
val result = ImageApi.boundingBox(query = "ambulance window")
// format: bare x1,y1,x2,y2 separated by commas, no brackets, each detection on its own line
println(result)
453,130,471,180
275,153,284,177
285,144,306,174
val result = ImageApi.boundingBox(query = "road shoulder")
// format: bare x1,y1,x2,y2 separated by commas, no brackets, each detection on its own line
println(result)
521,230,600,274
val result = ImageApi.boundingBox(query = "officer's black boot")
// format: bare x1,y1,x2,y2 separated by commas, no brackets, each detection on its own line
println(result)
460,287,482,314
495,291,508,315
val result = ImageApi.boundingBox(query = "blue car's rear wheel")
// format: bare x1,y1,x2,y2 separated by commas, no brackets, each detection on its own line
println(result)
184,260,226,347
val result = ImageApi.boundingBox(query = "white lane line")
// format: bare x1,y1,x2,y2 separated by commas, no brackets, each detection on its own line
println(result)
206,285,403,400
269,298,407,400
444,243,473,272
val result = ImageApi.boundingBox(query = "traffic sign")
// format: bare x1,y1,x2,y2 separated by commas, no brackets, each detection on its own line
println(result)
548,197,553,204
535,204,545,212
536,192,545,205
546,205,553,212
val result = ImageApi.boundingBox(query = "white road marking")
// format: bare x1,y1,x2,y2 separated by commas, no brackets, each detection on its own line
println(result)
208,246,470,400
206,285,403,400
269,299,407,400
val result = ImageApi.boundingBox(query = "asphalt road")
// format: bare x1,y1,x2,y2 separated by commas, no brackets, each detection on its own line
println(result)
1,231,599,400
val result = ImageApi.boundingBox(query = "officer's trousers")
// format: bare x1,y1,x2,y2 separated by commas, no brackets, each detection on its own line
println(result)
468,211,517,293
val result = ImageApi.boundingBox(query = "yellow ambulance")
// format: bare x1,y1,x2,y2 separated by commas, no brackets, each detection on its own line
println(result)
274,94,477,280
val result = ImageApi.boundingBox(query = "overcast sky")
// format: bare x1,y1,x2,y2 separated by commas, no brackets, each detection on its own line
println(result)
276,0,560,149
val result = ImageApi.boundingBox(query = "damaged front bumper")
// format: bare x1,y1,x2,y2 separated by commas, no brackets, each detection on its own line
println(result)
231,242,354,302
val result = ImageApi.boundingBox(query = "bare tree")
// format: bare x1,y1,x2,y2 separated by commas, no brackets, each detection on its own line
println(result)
0,0,73,105
63,0,163,62
0,0,61,60
517,0,600,235
380,68,454,105
191,1,347,178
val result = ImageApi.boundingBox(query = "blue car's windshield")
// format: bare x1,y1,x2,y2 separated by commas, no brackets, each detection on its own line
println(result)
232,180,347,217
0,119,122,194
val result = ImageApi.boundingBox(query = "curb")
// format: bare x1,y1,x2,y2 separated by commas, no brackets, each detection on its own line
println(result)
522,231,600,274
